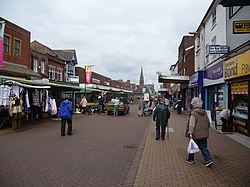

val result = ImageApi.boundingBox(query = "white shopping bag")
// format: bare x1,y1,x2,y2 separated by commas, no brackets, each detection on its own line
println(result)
187,139,199,154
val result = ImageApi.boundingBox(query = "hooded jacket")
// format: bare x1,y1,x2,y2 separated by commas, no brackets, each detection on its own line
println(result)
58,100,73,120
186,107,210,139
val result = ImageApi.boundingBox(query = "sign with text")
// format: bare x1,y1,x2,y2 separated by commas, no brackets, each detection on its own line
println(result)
209,45,229,54
224,49,250,80
233,20,250,34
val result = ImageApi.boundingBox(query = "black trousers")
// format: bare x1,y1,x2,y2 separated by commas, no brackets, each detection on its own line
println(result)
221,117,228,132
156,125,167,139
61,118,72,135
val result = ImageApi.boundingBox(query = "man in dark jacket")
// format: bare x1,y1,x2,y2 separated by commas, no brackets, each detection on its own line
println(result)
185,97,213,167
153,98,171,140
58,98,73,136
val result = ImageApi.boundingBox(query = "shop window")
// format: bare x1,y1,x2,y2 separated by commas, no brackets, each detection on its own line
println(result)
231,82,249,135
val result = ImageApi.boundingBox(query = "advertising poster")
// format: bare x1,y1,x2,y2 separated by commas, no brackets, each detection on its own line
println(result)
0,21,5,68
85,66,93,84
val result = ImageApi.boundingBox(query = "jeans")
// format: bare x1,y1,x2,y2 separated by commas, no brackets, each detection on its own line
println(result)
114,105,118,116
99,105,103,114
61,118,72,135
187,138,212,163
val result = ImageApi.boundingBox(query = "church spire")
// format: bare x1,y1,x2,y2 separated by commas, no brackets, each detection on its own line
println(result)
139,67,144,88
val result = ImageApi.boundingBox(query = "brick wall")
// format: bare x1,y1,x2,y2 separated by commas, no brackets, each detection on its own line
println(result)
1,17,31,68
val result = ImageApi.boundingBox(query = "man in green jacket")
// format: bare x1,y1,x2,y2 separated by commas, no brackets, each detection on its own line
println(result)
153,98,170,140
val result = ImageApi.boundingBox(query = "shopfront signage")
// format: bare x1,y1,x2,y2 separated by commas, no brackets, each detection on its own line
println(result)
231,82,248,94
209,45,229,54
224,50,250,80
204,61,224,86
189,71,203,88
233,20,250,34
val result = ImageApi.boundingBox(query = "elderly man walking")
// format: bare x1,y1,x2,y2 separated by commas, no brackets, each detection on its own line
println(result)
153,98,171,140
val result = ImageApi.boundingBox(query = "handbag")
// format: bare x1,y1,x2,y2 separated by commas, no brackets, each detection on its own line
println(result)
187,138,199,154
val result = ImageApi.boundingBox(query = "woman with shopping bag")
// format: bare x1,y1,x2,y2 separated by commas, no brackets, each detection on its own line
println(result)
185,97,213,167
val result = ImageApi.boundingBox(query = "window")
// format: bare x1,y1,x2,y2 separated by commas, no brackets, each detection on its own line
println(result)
211,36,217,59
212,10,216,26
56,69,63,81
3,35,10,54
205,44,209,64
14,39,21,57
229,6,241,18
49,67,55,80
33,58,38,72
41,60,45,74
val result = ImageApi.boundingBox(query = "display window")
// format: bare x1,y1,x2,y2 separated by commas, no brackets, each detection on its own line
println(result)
231,81,249,135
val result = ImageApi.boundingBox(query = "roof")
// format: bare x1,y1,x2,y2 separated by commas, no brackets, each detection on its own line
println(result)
0,62,41,78
53,50,78,65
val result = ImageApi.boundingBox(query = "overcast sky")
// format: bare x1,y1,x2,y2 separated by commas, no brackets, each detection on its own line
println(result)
1,0,212,89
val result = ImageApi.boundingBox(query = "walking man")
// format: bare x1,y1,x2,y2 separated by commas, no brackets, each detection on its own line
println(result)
113,97,119,116
58,98,73,136
185,97,213,167
153,98,170,140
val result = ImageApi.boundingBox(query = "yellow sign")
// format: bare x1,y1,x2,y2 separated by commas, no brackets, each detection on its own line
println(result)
231,82,248,94
224,50,250,80
233,20,250,34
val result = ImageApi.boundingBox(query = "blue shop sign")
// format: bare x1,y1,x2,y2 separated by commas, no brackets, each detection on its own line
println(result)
189,71,203,88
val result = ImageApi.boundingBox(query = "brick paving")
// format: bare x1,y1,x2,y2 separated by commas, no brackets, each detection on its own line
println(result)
0,105,150,187
133,110,250,187
1,106,250,187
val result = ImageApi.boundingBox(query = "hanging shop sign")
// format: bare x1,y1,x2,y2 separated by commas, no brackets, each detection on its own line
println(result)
204,61,224,86
233,20,250,34
209,45,229,54
224,49,250,80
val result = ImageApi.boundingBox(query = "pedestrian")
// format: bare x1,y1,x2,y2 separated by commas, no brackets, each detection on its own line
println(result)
113,97,119,116
177,99,182,114
98,92,106,115
58,98,73,136
153,98,171,140
147,99,155,115
80,95,88,114
185,97,213,167
138,96,144,115
219,108,231,132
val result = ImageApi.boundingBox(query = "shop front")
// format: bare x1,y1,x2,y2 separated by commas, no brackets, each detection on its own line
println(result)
203,61,227,124
188,71,204,109
224,49,250,136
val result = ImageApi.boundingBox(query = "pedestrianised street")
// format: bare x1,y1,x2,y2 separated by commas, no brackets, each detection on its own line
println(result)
0,104,250,187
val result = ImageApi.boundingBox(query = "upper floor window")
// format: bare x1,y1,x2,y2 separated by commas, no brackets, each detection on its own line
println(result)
33,58,38,72
56,69,63,81
14,39,21,57
49,67,55,80
229,6,241,18
212,10,216,27
41,60,45,74
3,35,10,54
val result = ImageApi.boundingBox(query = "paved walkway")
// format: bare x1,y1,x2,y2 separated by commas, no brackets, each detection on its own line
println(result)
133,110,250,187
